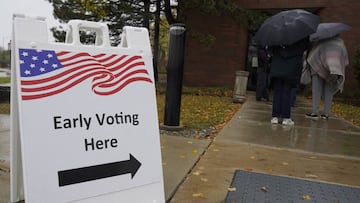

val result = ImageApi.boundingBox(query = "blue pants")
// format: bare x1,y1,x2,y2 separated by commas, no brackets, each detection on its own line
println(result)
272,79,292,119
311,74,336,116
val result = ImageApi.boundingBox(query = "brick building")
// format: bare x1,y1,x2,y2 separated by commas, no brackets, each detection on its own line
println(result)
182,0,360,92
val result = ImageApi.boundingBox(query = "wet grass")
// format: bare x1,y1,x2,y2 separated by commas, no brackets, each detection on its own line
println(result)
0,77,10,83
332,101,360,127
0,77,10,114
156,86,240,129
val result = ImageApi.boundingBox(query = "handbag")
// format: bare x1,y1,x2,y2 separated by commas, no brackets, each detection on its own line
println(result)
300,64,311,85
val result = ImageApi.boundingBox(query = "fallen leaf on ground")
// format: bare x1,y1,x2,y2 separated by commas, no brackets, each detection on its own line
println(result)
227,187,237,192
192,192,204,198
310,156,317,159
192,149,198,155
244,168,253,172
198,166,205,170
192,171,202,176
250,156,256,160
194,135,201,139
200,177,208,182
212,148,219,152
187,141,193,144
179,153,186,158
282,162,289,166
305,174,318,178
261,186,268,192
302,195,312,200
266,168,274,173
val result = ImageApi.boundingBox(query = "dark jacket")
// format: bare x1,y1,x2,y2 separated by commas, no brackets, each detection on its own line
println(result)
269,38,309,87
258,47,271,72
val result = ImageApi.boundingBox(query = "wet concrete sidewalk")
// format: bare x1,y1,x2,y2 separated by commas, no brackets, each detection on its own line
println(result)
1,93,360,203
170,94,360,203
0,114,11,203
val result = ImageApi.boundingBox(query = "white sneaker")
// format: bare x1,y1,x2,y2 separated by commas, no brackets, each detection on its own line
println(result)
271,117,279,124
282,118,294,125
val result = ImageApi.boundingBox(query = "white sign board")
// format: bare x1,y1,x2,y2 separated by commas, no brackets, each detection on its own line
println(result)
11,16,164,203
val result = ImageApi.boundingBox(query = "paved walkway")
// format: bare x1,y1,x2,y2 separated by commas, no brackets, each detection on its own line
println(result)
1,93,360,203
169,94,360,203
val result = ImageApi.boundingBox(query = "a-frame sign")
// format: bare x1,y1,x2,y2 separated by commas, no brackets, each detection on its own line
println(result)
10,15,164,203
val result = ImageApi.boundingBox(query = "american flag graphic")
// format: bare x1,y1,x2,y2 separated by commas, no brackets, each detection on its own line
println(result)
19,48,153,100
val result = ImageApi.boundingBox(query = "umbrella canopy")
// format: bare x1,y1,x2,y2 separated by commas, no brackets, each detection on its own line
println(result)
310,23,351,41
254,9,320,46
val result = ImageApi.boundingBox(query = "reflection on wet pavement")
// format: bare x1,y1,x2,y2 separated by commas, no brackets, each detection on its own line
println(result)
217,98,360,158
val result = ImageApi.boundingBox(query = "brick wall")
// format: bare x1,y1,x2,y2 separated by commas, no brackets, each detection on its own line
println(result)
183,9,248,86
182,0,360,91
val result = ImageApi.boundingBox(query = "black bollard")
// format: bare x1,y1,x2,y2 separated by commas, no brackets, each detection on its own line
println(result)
164,24,186,127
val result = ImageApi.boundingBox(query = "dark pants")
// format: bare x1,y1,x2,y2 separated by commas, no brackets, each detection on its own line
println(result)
272,79,292,119
256,67,269,101
290,88,297,107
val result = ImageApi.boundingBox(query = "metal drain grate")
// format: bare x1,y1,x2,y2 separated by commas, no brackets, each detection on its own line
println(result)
225,170,360,203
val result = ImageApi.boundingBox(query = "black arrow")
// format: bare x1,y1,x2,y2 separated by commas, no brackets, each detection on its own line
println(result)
58,154,141,187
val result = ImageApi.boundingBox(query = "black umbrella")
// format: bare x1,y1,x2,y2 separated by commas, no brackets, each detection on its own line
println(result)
254,9,320,46
310,23,351,41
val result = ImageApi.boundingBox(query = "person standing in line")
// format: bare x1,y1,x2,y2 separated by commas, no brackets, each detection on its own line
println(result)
305,36,349,120
269,38,309,125
256,46,271,101
290,81,300,107
290,50,309,107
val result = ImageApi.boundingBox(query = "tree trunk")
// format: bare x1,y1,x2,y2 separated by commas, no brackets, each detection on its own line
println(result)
164,0,177,24
143,0,150,29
